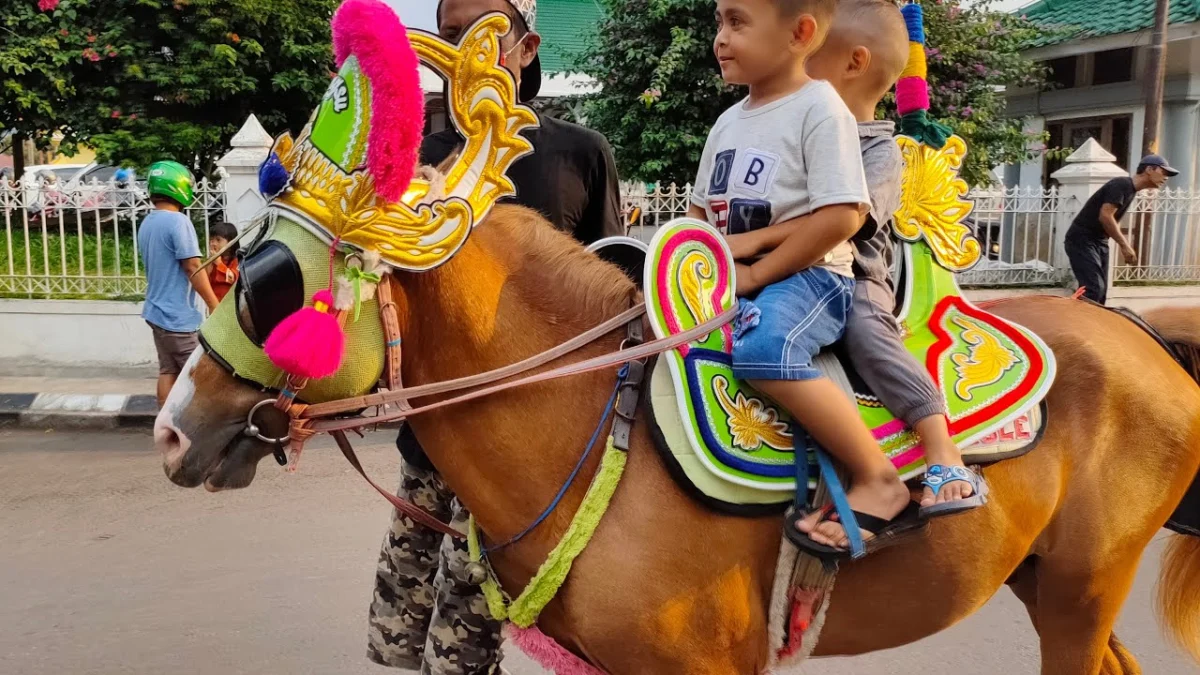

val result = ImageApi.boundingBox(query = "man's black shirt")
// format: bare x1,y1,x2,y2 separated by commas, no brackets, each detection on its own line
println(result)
420,115,624,245
1068,176,1137,243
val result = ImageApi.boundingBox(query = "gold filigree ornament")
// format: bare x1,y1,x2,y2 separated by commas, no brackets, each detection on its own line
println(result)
271,12,538,271
894,135,982,272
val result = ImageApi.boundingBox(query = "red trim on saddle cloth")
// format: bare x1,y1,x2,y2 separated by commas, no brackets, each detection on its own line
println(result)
924,295,1045,436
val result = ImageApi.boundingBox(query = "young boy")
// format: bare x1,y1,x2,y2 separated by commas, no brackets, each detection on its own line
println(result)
207,222,240,303
137,161,220,406
805,0,987,517
687,0,909,555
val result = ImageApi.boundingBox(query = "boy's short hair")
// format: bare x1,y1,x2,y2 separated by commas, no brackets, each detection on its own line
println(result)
209,222,238,242
772,0,836,22
832,0,909,95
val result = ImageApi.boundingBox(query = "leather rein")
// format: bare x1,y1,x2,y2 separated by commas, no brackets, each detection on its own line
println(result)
229,276,737,540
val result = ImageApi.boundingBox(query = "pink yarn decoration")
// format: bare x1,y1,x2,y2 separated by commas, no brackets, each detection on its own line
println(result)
504,625,604,675
332,0,426,202
896,76,930,116
264,289,346,380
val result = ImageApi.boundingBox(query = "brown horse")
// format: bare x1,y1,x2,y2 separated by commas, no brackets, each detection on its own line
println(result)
155,205,1200,674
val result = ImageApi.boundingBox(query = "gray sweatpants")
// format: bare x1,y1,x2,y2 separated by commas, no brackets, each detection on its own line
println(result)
842,277,946,426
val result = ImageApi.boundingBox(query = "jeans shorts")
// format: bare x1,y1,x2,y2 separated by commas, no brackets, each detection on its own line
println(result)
731,267,854,382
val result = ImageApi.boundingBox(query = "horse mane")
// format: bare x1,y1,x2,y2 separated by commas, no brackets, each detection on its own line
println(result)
480,204,639,325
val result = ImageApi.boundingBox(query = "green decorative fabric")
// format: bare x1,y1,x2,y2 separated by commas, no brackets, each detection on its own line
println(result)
899,110,953,150
199,215,385,402
469,437,629,628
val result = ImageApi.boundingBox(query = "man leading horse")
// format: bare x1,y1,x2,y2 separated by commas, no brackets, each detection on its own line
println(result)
368,1,623,671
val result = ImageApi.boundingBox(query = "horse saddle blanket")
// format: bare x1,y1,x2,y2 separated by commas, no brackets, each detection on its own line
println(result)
639,220,1057,513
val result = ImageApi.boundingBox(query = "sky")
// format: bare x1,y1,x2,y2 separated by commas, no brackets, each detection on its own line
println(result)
378,0,1036,32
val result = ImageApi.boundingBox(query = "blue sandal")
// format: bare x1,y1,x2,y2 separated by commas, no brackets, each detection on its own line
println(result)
920,465,989,519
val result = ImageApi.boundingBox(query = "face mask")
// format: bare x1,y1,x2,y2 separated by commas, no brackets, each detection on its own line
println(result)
500,33,528,68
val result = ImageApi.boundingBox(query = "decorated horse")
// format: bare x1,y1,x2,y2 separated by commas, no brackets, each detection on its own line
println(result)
154,0,1200,672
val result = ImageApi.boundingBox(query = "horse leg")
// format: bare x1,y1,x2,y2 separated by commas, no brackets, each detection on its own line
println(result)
1005,558,1040,634
1100,633,1142,675
1032,556,1141,675
1007,558,1141,675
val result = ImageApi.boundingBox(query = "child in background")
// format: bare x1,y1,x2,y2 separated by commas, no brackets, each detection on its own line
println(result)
686,0,909,557
804,0,988,517
207,222,239,303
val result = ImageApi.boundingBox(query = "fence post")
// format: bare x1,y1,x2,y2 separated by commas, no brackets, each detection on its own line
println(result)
217,114,274,231
1049,139,1127,279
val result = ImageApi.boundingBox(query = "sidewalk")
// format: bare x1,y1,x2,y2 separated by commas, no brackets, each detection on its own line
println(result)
0,374,158,430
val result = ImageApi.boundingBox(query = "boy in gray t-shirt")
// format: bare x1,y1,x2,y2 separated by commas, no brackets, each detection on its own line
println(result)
806,0,988,518
687,0,911,559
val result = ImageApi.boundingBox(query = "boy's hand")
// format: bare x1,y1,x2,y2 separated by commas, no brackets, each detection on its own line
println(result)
735,263,763,297
725,232,757,261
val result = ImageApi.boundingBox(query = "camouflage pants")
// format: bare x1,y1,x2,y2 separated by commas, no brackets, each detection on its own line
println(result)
367,459,504,674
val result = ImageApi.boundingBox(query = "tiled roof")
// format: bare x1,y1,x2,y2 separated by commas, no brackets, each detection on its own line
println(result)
1021,0,1200,47
535,0,604,73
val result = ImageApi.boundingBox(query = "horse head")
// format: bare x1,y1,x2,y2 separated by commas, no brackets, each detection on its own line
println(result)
155,0,544,490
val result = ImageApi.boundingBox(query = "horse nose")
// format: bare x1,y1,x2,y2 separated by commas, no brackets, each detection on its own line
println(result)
154,412,191,472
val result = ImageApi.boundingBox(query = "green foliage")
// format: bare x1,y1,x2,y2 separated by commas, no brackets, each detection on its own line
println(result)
1,0,338,176
576,0,1054,187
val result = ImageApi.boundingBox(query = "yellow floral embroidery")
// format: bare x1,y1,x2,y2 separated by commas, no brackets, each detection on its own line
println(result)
894,135,981,271
950,315,1019,401
713,376,792,451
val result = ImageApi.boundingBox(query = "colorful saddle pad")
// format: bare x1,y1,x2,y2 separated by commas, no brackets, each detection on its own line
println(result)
643,218,1056,511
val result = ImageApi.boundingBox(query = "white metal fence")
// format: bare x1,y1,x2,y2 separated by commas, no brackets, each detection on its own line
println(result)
625,182,1200,288
1115,189,1200,284
957,186,1076,287
6,178,1200,299
1,176,226,298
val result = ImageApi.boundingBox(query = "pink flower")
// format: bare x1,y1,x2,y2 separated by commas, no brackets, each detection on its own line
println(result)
87,34,97,43
82,48,101,62
38,0,59,12
59,29,69,36
129,114,138,120
111,110,121,118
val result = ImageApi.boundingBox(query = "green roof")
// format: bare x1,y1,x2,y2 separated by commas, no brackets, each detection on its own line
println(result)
1022,0,1200,47
535,0,604,73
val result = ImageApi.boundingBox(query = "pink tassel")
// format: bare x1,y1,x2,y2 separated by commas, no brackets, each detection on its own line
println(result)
504,625,604,675
332,0,426,202
264,289,346,379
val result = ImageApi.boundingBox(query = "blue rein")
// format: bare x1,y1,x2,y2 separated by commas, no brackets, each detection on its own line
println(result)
482,364,629,555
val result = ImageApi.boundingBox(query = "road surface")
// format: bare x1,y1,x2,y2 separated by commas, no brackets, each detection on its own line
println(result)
1,429,1194,674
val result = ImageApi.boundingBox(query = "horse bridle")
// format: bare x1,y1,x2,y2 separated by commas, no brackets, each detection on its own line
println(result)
207,268,738,540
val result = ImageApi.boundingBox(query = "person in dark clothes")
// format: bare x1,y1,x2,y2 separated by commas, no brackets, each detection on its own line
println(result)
1065,154,1177,304
367,1,624,672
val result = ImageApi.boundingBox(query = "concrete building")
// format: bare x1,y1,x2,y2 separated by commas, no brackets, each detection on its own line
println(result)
1006,0,1200,191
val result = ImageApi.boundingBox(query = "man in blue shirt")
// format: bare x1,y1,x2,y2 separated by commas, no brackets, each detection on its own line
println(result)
137,161,220,405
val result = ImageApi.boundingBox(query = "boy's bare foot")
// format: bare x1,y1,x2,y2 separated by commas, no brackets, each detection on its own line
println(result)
796,474,910,549
912,415,974,508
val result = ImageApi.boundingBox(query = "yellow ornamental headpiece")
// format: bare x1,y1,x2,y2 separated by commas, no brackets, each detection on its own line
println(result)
263,0,537,272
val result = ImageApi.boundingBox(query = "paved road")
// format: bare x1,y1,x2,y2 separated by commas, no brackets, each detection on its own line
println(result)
0,429,1194,674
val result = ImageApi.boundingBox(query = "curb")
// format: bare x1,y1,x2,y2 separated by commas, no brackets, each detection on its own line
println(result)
0,393,157,430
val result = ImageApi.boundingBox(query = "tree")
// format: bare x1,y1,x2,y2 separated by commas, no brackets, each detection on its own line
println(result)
0,0,125,177
576,0,1053,187
1,0,338,178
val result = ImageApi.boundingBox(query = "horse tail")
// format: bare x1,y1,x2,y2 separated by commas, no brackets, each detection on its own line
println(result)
1156,537,1200,662
1140,307,1200,662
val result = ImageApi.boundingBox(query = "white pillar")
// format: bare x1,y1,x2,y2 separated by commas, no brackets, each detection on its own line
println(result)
216,114,274,231
1049,139,1128,275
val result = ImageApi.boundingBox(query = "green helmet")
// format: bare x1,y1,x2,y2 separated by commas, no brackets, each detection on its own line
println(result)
146,161,195,208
